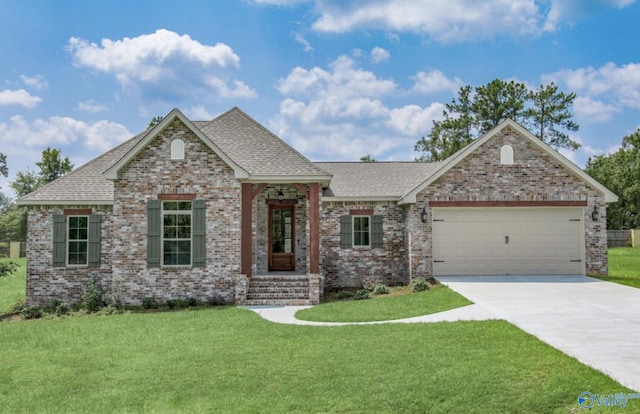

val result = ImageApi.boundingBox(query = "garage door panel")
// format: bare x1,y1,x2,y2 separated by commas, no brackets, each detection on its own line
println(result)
432,208,583,276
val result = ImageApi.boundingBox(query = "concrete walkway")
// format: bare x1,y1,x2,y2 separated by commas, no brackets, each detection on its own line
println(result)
246,275,640,392
438,275,640,392
246,303,496,326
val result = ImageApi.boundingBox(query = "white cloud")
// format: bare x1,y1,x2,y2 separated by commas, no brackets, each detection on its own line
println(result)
77,100,109,113
0,89,42,108
271,56,442,160
411,69,463,95
371,47,390,63
545,62,640,113
293,32,314,52
20,75,49,90
573,96,618,123
67,29,255,100
544,0,636,31
310,0,545,42
250,0,307,5
0,115,131,152
185,105,216,120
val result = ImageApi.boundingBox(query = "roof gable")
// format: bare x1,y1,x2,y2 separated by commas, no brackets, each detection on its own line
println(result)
103,108,249,180
400,119,618,204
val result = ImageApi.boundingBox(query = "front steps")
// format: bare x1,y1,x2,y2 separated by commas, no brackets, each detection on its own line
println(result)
246,275,311,306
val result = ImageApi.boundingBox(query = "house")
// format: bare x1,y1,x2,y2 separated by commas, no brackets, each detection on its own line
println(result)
17,107,617,306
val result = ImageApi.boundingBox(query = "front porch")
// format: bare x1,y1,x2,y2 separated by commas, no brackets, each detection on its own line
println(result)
237,182,324,306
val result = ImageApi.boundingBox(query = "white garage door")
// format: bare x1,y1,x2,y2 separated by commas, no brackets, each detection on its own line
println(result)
432,208,584,276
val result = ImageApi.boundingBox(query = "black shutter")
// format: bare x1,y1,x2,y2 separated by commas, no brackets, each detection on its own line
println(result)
52,215,66,267
371,215,383,248
192,200,206,267
340,215,352,249
88,215,102,268
147,200,161,267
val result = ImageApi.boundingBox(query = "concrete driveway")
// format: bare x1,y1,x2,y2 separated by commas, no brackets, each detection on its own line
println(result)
437,275,640,392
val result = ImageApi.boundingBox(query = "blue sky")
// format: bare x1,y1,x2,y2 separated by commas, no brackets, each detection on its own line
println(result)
1,0,639,197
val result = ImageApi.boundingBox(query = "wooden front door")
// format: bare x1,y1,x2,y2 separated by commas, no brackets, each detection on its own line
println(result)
269,205,295,271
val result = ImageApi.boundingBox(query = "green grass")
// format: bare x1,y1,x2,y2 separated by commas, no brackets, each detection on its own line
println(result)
1,307,632,413
296,285,472,322
595,246,640,288
0,257,26,313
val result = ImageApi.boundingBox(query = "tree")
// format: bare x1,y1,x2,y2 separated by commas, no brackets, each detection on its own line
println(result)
0,204,27,242
360,155,378,162
10,169,40,198
586,129,640,230
36,147,73,184
526,83,580,151
415,79,580,161
0,193,11,214
148,116,164,129
0,152,7,180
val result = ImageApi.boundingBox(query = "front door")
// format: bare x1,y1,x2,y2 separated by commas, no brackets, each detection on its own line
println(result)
269,205,295,271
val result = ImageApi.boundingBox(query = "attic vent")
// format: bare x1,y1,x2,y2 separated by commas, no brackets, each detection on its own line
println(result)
171,139,185,160
500,144,513,165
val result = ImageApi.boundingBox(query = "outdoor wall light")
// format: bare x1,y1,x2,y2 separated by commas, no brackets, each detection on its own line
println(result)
591,206,600,222
420,206,428,223
277,190,284,201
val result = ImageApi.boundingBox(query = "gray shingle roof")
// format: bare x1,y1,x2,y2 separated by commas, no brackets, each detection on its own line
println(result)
317,162,443,198
17,131,145,204
199,108,331,178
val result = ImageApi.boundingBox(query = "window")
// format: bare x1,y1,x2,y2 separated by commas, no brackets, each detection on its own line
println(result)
162,201,192,266
353,216,370,247
68,216,88,265
500,144,514,165
340,215,383,249
171,139,185,160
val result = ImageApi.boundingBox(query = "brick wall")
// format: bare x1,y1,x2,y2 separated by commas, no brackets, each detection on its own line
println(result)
320,201,408,289
109,118,242,304
409,126,608,276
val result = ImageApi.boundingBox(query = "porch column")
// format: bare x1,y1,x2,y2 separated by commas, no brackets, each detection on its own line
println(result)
309,182,320,274
241,183,252,277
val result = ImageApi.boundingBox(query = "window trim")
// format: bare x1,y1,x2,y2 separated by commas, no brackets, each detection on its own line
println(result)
67,215,89,266
161,201,193,267
352,215,371,248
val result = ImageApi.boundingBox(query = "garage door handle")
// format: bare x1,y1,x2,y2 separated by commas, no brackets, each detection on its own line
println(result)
505,235,509,244
434,260,445,263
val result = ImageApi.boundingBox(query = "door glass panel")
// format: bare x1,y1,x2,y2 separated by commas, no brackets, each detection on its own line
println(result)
272,208,293,254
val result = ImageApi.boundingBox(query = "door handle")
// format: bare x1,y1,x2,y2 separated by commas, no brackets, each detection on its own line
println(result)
505,235,509,244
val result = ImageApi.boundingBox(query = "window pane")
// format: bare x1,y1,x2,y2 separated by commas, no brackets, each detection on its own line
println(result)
164,202,178,211
78,228,88,240
178,201,192,210
178,226,191,238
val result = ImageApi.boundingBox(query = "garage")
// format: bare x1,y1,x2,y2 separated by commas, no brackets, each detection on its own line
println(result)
432,207,584,276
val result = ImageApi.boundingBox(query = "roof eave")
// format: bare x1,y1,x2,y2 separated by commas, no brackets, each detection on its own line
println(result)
16,199,114,206
103,108,250,181
322,196,400,203
243,175,333,186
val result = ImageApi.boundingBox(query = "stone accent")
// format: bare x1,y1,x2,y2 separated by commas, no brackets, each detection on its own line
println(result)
320,201,408,289
235,274,249,305
308,273,323,304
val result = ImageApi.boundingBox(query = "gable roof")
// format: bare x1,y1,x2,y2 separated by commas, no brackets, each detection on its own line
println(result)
199,108,332,182
399,118,619,204
18,107,331,205
317,162,442,200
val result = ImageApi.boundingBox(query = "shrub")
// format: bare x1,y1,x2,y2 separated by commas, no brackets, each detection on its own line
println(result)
332,290,354,301
55,302,71,317
186,297,198,307
99,304,123,315
20,306,43,320
362,274,380,292
207,295,226,306
410,277,429,292
372,283,390,295
11,298,26,313
83,276,105,312
353,289,370,300
0,260,18,278
141,297,158,310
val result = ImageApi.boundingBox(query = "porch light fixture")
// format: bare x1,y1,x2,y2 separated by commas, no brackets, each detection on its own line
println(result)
277,190,284,201
591,206,599,222
420,206,428,223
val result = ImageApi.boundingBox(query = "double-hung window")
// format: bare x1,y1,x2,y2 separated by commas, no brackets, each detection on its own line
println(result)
162,201,192,266
67,216,89,265
353,216,370,247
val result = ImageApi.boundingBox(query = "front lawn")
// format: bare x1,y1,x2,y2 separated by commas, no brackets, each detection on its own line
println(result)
1,307,631,413
596,246,640,288
0,258,26,314
296,285,472,322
